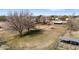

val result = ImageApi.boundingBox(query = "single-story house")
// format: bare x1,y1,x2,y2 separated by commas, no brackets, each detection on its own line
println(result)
51,20,67,24
51,17,68,24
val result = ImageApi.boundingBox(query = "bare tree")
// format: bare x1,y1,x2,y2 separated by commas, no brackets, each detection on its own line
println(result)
6,12,24,36
36,15,42,23
6,11,35,37
39,16,47,24
22,13,35,32
59,15,68,21
67,16,79,35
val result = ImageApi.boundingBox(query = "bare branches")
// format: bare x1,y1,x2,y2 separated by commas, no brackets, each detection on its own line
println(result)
6,11,35,37
67,16,79,31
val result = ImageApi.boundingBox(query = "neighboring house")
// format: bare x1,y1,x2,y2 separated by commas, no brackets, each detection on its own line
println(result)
52,20,67,24
51,17,68,24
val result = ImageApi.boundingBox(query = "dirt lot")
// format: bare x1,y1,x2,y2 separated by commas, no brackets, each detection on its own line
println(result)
0,22,67,50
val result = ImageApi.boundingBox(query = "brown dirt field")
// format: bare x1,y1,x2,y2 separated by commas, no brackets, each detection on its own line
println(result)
0,23,67,50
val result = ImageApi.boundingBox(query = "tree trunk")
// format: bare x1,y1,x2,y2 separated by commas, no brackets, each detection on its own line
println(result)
27,28,30,33
19,31,23,37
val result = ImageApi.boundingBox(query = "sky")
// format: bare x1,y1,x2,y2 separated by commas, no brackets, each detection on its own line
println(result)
0,9,79,16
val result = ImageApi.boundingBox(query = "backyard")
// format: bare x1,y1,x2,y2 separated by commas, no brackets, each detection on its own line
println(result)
0,22,67,50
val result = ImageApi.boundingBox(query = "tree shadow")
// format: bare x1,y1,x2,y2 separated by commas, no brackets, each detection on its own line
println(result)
0,37,7,46
61,40,79,45
22,29,44,37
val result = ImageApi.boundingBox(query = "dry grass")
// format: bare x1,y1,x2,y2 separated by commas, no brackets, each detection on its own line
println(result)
57,42,79,50
64,31,79,39
0,24,67,50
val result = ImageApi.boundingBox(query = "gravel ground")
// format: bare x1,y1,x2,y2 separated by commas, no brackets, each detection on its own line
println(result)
57,42,79,50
